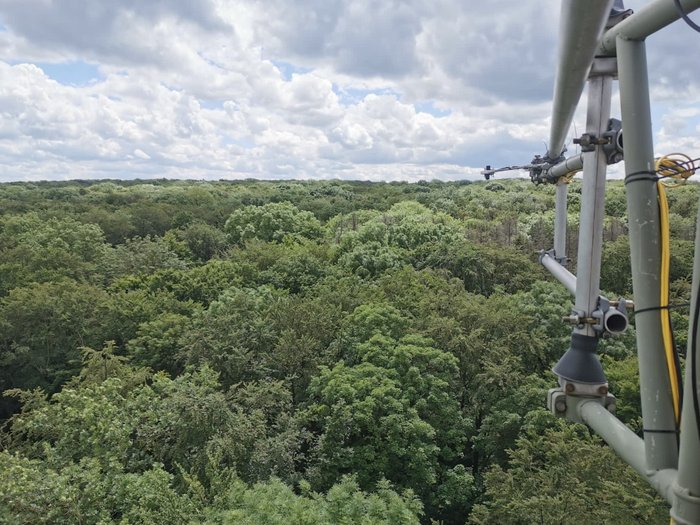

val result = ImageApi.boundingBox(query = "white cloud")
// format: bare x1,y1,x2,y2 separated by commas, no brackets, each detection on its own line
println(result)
0,0,698,182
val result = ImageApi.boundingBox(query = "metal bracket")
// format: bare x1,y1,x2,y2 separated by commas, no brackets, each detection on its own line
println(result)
548,386,616,424
562,311,588,329
528,154,547,184
602,118,624,164
563,296,629,336
593,295,629,336
572,120,623,160
573,133,609,152
589,56,619,78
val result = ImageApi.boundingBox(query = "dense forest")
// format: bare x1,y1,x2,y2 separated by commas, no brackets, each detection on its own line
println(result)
0,178,697,524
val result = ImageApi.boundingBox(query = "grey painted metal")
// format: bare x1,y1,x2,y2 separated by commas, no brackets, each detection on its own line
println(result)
548,153,584,181
541,252,577,295
554,182,568,262
672,197,700,524
617,36,678,471
600,0,700,54
579,400,676,505
541,253,631,334
571,71,612,338
548,0,614,160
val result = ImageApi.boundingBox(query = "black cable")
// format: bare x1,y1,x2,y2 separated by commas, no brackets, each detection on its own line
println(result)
633,303,691,315
624,170,658,185
655,156,700,181
669,313,684,417
691,282,700,440
673,0,700,33
665,284,684,444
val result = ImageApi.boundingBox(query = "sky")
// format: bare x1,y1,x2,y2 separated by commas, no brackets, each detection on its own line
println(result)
0,0,699,182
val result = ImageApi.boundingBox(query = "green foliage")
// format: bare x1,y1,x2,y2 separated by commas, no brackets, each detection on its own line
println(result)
0,213,107,294
0,179,687,524
170,221,229,261
100,235,188,281
114,260,243,305
336,240,407,278
227,239,333,294
0,452,200,525
470,424,668,525
205,476,422,525
304,361,440,492
224,202,322,245
336,303,411,362
305,332,471,524
126,313,191,374
177,286,281,387
131,367,237,480
600,236,632,296
6,377,138,466
0,280,114,398
218,379,303,484
79,206,137,244
417,237,541,295
602,354,643,431
103,287,198,349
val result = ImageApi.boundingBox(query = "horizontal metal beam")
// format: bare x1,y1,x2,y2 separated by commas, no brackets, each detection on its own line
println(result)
541,252,577,295
579,400,677,505
547,153,584,181
600,0,700,54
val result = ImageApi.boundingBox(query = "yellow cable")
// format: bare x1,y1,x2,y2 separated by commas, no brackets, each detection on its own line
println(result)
654,152,695,426
560,171,578,184
656,175,681,424
658,152,695,188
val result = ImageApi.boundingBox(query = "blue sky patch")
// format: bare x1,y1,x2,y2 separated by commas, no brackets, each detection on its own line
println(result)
415,100,451,118
272,60,313,81
37,61,101,86
222,136,255,148
334,85,401,106
200,100,225,110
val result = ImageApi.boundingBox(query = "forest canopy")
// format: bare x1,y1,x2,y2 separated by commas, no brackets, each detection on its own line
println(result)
1,178,695,524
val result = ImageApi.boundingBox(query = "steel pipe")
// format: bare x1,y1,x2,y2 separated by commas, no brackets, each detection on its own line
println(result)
579,400,676,505
547,153,584,181
618,36,678,471
541,253,629,336
672,166,700,524
572,72,613,338
541,252,577,295
554,181,569,262
548,0,615,160
601,0,700,54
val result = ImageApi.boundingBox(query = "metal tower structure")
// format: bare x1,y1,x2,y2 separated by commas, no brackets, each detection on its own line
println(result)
485,1,700,522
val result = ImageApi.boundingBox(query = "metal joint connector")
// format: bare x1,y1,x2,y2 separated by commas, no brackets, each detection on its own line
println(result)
548,386,616,423
573,133,611,152
602,118,624,164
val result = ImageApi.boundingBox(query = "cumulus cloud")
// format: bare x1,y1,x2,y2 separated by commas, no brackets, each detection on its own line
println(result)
0,0,698,182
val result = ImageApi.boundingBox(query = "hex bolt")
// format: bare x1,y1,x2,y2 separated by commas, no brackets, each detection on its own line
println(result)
555,400,567,413
598,385,609,395
565,383,575,393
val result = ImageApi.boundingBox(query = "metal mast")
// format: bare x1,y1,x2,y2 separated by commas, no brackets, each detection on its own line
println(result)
536,0,700,522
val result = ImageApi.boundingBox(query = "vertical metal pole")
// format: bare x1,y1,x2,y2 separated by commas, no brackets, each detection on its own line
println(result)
572,71,612,339
672,207,700,524
554,182,568,264
617,36,678,471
